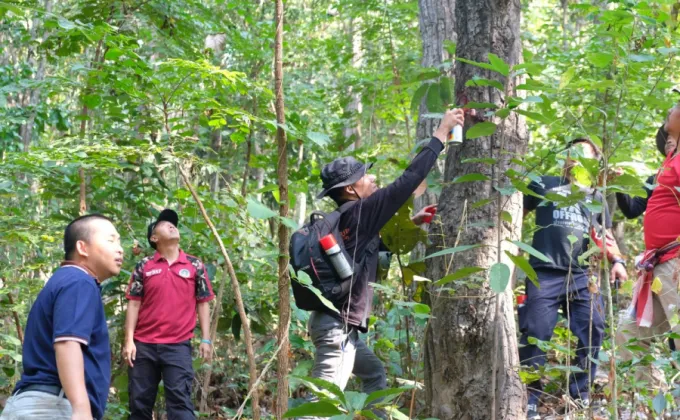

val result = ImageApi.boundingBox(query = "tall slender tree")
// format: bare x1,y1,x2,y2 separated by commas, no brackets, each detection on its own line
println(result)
274,0,291,417
422,0,528,418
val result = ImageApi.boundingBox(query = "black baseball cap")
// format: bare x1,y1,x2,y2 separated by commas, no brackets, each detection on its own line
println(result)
317,157,373,199
147,209,179,249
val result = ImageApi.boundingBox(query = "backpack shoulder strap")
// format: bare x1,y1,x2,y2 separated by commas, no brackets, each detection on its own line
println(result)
338,200,359,214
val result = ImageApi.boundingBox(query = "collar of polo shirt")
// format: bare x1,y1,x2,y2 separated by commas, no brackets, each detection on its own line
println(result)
60,260,100,283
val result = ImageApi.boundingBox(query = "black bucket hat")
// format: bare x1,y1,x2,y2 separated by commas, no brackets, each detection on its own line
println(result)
147,209,179,249
317,157,373,199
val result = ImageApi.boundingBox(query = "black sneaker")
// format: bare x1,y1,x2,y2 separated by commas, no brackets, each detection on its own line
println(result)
527,403,540,420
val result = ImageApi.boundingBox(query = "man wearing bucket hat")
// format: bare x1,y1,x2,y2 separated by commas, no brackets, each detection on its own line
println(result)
123,209,215,419
305,109,464,405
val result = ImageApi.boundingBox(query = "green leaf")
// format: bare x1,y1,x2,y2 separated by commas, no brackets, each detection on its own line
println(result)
653,391,666,414
495,108,511,119
629,54,655,63
105,48,124,61
465,77,504,91
435,266,485,286
439,78,453,107
577,244,601,265
501,210,512,223
443,40,457,56
380,196,427,255
424,244,480,260
487,53,509,76
279,216,299,230
247,198,277,219
345,391,368,411
411,83,430,116
0,334,21,346
359,410,381,420
426,84,444,112
465,102,497,109
293,271,339,313
515,109,551,124
57,17,76,30
489,262,510,293
471,198,495,209
83,94,102,109
452,173,490,183
510,240,553,264
307,131,330,147
586,52,613,68
457,57,497,73
659,47,679,55
283,402,343,418
466,122,497,139
463,157,497,165
559,67,575,89
384,406,410,420
291,376,347,405
414,303,430,314
505,252,537,285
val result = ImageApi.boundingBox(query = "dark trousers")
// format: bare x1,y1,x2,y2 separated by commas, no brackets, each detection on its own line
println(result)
518,269,605,405
128,340,195,420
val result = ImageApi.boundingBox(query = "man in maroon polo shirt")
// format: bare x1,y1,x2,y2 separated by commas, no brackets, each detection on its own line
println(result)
123,209,215,419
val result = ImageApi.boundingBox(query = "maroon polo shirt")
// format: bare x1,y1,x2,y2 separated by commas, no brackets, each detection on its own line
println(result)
126,250,215,344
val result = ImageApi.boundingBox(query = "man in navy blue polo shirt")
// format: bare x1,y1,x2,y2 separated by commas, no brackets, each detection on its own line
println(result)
1,214,123,420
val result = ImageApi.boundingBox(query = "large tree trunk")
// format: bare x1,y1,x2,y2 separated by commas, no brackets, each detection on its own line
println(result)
423,0,527,418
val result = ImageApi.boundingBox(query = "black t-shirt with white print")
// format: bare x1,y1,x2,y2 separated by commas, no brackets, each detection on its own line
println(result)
523,176,612,274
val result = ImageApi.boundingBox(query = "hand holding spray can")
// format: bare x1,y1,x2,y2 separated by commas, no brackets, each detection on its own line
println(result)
447,108,468,144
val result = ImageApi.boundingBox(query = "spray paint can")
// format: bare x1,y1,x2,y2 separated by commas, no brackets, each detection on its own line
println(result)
319,234,354,279
517,294,528,331
421,205,437,224
448,125,463,144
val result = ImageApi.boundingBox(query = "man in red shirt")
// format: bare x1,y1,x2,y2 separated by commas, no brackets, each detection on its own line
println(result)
124,209,215,419
617,105,680,391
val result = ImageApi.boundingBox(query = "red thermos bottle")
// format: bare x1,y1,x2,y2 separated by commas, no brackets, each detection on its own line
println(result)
319,234,354,280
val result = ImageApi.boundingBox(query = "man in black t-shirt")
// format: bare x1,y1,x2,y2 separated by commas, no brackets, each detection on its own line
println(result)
520,139,628,419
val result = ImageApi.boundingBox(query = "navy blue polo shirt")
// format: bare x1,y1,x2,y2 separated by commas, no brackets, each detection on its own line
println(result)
15,265,111,419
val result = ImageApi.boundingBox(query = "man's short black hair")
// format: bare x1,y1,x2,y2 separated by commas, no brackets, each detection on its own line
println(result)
327,188,346,205
566,138,603,160
64,214,114,260
656,125,668,157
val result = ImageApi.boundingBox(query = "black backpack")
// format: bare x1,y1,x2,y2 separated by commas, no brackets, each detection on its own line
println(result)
289,201,359,311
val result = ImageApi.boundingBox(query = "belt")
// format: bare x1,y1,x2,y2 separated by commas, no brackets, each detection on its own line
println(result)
14,384,67,398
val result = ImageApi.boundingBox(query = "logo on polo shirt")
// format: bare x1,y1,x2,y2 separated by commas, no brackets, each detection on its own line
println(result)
145,268,162,277
179,269,191,278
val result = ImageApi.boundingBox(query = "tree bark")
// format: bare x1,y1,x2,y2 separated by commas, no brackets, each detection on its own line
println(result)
413,0,456,255
344,18,363,151
274,0,291,418
199,268,228,413
20,0,53,151
294,143,307,227
7,292,23,344
416,0,456,142
423,0,527,418
178,168,260,419
79,168,87,215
